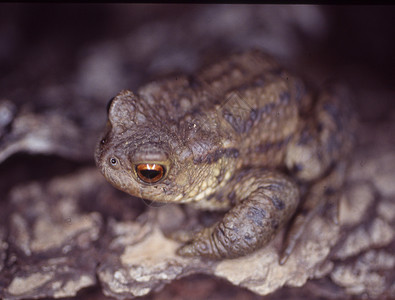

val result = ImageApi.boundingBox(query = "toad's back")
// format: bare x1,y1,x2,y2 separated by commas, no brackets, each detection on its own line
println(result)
136,50,308,169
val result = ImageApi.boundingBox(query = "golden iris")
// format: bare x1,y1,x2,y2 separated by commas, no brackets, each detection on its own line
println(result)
136,163,165,183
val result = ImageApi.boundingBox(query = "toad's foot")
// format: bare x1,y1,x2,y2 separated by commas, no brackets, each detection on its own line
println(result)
177,170,299,259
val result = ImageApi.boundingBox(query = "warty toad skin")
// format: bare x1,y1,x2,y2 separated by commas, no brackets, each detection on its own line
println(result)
95,50,356,262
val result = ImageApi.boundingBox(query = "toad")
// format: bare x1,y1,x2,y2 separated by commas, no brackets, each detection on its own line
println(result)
95,50,355,263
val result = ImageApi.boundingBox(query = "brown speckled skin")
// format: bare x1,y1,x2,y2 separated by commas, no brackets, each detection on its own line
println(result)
95,50,355,260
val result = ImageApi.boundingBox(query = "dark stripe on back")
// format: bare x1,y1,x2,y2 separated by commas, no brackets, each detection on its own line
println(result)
193,147,239,164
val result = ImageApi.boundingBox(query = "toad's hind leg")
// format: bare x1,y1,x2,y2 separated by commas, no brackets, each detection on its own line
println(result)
279,160,347,264
177,170,299,259
280,85,356,264
285,85,356,182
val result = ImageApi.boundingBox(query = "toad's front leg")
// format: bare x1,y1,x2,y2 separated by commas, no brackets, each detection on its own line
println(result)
177,169,299,259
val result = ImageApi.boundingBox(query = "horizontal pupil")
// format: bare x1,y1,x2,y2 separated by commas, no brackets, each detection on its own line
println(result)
140,169,160,179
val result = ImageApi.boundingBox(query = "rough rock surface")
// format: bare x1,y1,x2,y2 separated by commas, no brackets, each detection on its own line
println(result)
2,170,102,299
0,101,93,164
1,118,395,299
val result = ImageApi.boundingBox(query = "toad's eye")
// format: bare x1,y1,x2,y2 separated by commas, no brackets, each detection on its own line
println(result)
136,163,165,183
